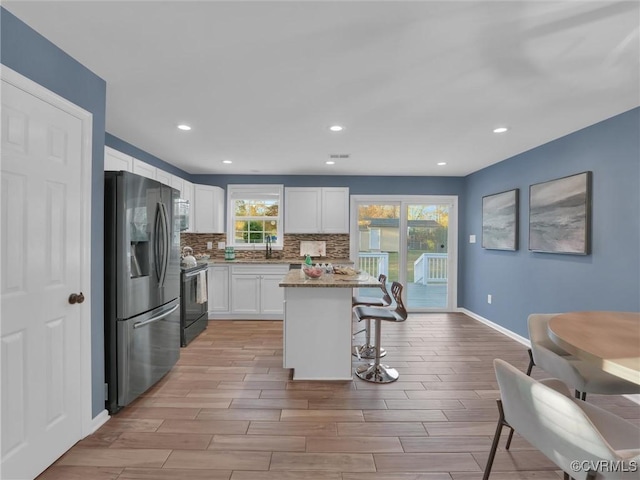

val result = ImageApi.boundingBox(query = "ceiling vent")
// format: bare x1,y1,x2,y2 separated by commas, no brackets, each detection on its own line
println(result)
329,154,350,159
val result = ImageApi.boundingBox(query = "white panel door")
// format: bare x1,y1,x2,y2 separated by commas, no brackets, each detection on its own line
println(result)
230,275,260,314
1,79,85,479
208,266,230,314
284,187,321,233
155,168,171,186
260,275,285,314
132,158,156,179
321,187,349,233
104,146,132,171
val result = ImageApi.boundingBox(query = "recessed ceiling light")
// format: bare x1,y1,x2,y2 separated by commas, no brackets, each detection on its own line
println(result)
222,160,232,164
326,160,336,165
437,162,447,166
329,125,344,132
493,127,508,133
177,124,192,131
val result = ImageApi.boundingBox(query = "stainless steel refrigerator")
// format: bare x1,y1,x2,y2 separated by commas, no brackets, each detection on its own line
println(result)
104,171,181,413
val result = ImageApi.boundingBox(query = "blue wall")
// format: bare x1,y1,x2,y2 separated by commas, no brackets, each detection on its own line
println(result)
1,8,107,418
461,108,640,338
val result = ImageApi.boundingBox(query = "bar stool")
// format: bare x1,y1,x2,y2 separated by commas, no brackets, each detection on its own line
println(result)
354,282,407,383
352,274,392,359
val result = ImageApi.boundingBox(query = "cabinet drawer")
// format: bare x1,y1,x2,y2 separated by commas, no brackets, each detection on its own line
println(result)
231,264,289,275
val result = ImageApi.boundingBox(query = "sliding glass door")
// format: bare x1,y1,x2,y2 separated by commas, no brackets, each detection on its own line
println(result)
351,196,457,311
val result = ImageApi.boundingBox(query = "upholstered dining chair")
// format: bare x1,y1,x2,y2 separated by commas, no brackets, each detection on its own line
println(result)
484,359,640,480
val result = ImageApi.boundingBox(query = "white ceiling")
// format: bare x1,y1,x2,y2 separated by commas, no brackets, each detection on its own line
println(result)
5,1,639,177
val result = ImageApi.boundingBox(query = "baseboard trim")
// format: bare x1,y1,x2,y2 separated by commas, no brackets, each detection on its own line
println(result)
88,409,110,436
458,308,531,348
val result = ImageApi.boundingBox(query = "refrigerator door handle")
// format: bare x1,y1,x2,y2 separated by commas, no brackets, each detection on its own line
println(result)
158,202,170,288
154,202,163,283
133,303,180,329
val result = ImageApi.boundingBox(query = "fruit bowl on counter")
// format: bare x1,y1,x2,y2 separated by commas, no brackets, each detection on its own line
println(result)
194,254,210,261
302,266,324,279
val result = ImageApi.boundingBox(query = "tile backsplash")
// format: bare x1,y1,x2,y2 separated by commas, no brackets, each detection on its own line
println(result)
181,233,350,260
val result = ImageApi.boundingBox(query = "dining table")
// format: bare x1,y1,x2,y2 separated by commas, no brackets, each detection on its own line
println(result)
548,311,640,385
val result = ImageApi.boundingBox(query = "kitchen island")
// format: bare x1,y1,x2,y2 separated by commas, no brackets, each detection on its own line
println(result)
279,270,381,380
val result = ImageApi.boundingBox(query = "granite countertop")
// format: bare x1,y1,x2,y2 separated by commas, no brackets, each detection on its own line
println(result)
208,258,353,265
279,270,380,288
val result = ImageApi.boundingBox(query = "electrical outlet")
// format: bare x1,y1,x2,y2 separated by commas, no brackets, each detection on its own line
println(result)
218,242,226,249
206,241,213,250
487,294,492,304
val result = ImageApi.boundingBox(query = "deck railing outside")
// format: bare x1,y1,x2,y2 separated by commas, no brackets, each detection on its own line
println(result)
414,253,448,285
358,252,389,278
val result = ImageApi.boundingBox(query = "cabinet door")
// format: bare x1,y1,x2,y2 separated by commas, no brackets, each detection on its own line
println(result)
155,169,171,186
194,185,225,233
208,266,229,314
230,275,260,314
132,158,156,179
104,146,132,171
182,180,194,232
284,187,321,233
321,187,349,233
260,274,285,314
170,174,184,195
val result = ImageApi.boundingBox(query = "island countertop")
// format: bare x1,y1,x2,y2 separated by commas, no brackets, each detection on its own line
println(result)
279,270,380,288
208,258,353,265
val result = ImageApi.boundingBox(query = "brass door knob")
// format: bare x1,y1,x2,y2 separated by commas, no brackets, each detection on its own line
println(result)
68,292,85,304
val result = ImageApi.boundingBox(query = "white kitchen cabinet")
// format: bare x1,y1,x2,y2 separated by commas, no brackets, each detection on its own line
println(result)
224,264,288,319
260,274,286,314
104,146,133,171
230,274,261,314
193,184,225,233
155,169,172,186
181,180,194,231
284,187,349,233
208,265,229,314
170,174,184,194
132,158,157,179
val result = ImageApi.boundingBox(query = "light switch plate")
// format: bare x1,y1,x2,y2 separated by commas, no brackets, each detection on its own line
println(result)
206,241,213,250
469,235,476,243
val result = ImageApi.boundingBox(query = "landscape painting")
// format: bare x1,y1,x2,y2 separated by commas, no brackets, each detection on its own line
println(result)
529,171,591,254
482,189,518,251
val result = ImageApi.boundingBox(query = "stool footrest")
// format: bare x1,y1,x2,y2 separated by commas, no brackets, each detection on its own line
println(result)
352,344,386,359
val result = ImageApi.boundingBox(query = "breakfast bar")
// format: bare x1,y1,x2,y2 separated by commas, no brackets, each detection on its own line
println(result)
279,269,381,380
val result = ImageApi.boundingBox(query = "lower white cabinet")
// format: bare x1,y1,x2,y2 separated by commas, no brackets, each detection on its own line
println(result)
208,265,230,314
209,264,288,319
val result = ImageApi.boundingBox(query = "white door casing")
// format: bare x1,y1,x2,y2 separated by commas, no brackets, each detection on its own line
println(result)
0,66,93,480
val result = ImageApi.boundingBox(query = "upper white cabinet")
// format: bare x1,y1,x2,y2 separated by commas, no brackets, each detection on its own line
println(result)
193,184,225,233
155,169,171,186
132,158,157,180
104,146,132,171
284,187,349,233
170,174,184,193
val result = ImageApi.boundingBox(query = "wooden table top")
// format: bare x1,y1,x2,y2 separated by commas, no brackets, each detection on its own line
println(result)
548,311,640,385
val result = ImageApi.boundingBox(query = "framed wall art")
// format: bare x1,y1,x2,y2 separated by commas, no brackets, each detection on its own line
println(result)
529,171,592,255
482,189,519,251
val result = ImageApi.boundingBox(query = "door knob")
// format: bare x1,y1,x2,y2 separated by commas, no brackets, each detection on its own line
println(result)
69,292,85,304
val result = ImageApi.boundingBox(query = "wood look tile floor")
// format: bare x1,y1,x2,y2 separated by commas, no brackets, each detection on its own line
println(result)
37,314,639,480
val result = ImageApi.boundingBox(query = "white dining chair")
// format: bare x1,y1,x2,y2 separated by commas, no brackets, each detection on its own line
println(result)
527,313,640,400
484,359,640,480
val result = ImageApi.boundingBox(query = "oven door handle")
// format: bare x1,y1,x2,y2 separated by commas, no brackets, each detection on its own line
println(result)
185,268,207,278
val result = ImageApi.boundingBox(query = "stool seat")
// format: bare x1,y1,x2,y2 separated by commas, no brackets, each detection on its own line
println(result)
352,295,386,307
354,281,407,384
354,306,404,323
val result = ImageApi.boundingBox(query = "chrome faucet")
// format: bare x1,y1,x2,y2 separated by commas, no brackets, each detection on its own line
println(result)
265,235,273,259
